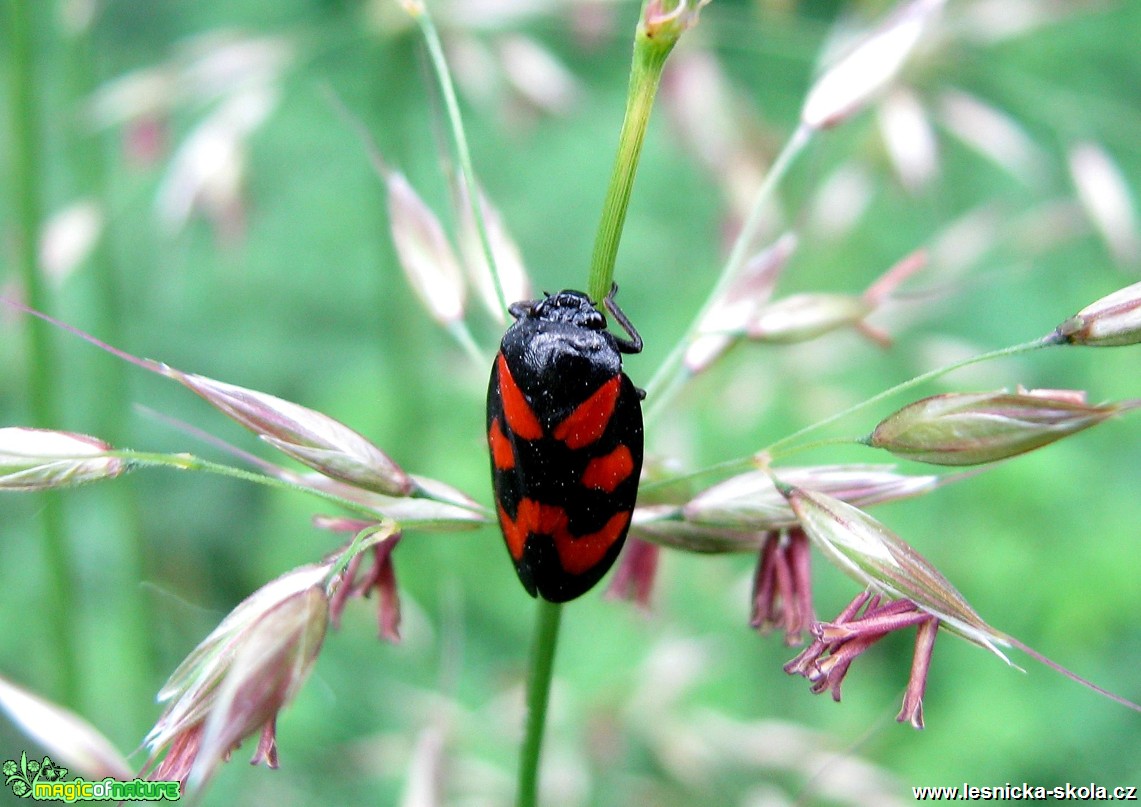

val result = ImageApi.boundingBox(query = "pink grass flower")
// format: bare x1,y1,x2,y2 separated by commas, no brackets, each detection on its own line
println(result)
606,537,661,609
784,592,938,728
750,529,813,645
315,517,404,642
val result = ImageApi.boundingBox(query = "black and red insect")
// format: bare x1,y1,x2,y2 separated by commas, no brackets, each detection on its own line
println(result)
487,286,644,602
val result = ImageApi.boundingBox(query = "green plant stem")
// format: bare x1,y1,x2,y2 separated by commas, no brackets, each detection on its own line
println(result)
638,338,1054,496
636,437,853,498
763,337,1054,460
63,13,157,720
326,522,399,582
517,598,562,807
409,4,506,314
644,124,812,420
587,6,678,304
512,7,697,803
511,8,687,803
448,320,488,366
8,1,57,426
8,0,79,706
116,451,488,522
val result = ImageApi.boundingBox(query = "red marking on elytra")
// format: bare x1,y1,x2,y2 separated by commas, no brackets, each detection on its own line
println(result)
552,376,621,449
581,444,635,493
553,511,630,575
498,498,571,561
496,354,543,440
497,501,528,561
488,417,515,470
498,498,627,577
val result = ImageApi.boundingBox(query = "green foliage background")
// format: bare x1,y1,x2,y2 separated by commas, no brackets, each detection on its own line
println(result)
2,0,1139,803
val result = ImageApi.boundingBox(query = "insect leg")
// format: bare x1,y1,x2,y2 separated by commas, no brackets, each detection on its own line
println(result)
603,283,643,354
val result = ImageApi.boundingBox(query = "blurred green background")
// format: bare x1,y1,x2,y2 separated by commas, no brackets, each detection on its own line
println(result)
2,0,1139,804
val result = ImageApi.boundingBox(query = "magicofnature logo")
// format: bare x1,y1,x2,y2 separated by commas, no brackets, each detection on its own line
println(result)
3,753,66,798
2,753,180,801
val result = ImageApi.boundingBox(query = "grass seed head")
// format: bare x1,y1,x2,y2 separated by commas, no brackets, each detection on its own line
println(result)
387,171,467,325
173,371,414,496
866,389,1126,465
1068,142,1140,266
0,428,125,490
1054,280,1141,347
801,0,942,130
145,565,331,788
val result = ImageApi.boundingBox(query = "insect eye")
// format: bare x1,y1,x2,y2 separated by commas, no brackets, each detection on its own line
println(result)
583,311,605,329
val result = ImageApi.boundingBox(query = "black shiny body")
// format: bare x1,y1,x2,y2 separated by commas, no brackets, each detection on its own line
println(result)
501,291,638,423
488,288,644,601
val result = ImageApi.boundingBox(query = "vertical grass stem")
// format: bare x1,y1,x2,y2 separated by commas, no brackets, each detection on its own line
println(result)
517,598,562,807
7,0,80,705
587,17,674,303
516,5,692,802
63,13,158,721
408,4,507,315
